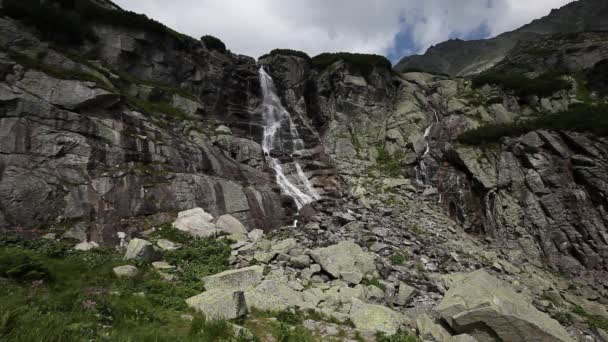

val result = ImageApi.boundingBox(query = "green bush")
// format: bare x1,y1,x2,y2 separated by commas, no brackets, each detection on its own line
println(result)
0,247,51,282
376,331,420,342
376,146,403,177
201,35,227,53
312,52,392,73
457,103,608,145
471,71,571,98
3,0,97,45
2,0,188,46
390,253,408,266
259,49,311,60
588,59,608,96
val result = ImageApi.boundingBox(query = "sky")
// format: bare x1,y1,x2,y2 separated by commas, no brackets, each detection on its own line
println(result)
112,0,575,63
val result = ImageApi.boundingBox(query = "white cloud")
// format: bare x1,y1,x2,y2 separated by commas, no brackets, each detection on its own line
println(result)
112,0,574,59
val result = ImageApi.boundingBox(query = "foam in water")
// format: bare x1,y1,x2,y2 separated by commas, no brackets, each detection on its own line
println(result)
259,67,319,209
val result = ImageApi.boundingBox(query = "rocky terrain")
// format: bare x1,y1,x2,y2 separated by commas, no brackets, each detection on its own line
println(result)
1,0,608,341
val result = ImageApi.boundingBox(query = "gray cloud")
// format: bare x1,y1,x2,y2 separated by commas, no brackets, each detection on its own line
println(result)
112,0,574,59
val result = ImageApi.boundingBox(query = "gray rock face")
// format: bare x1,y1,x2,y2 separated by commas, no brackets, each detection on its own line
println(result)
0,16,290,243
437,270,573,342
310,241,376,283
202,265,264,291
186,289,248,320
395,0,608,76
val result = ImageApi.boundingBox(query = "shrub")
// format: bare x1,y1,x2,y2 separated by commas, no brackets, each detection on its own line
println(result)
376,146,403,177
312,52,392,73
390,253,408,266
457,103,608,145
3,0,97,45
259,49,311,60
0,247,51,282
376,331,420,342
588,59,608,96
201,35,227,53
471,71,571,98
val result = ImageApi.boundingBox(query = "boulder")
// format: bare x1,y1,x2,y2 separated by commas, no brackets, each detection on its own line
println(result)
310,241,376,283
247,229,264,242
437,270,573,342
113,265,139,278
393,282,416,306
348,298,407,335
202,265,264,291
186,289,247,320
216,214,248,238
74,241,99,251
244,278,304,311
173,208,221,237
156,239,182,251
123,238,160,262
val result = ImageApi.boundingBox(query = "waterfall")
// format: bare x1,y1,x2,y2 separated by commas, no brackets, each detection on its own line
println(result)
259,67,320,209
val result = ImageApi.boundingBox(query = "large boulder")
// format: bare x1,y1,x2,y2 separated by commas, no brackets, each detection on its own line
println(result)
348,298,407,335
215,214,248,239
202,265,264,291
186,289,247,320
123,238,160,262
437,270,573,342
244,278,304,311
173,208,221,237
309,241,376,283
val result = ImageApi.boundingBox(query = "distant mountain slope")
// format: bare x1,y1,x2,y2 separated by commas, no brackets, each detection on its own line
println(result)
394,0,608,76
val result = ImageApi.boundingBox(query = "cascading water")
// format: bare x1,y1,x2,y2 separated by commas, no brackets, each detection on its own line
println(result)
259,67,320,209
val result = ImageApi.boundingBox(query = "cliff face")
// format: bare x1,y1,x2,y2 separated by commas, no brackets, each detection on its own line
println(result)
394,0,608,76
0,13,295,243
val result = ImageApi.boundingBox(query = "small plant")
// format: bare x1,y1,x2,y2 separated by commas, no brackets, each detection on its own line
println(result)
376,330,420,342
361,277,386,291
376,146,403,177
390,253,408,266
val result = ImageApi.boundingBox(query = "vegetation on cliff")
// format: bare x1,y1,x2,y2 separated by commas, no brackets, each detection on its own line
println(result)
312,52,392,72
2,0,189,46
259,49,311,60
457,103,608,144
471,71,572,99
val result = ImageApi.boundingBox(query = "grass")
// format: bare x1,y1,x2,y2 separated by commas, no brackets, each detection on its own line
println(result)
376,331,420,342
573,306,608,331
457,103,608,145
0,230,241,341
390,253,408,266
1,47,111,88
471,71,571,99
376,146,404,177
361,277,386,291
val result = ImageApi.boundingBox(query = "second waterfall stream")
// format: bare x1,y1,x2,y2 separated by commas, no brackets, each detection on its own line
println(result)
259,67,320,209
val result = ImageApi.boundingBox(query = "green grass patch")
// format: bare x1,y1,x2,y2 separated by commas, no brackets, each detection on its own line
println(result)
457,103,608,145
390,253,408,266
376,146,403,177
471,71,571,98
0,231,240,341
573,306,608,331
376,331,420,342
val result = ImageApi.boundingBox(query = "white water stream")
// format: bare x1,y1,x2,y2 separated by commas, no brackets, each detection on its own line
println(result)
259,67,320,209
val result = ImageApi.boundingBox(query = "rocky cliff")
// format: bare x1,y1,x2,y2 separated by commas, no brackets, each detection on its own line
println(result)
394,0,608,76
1,0,608,341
